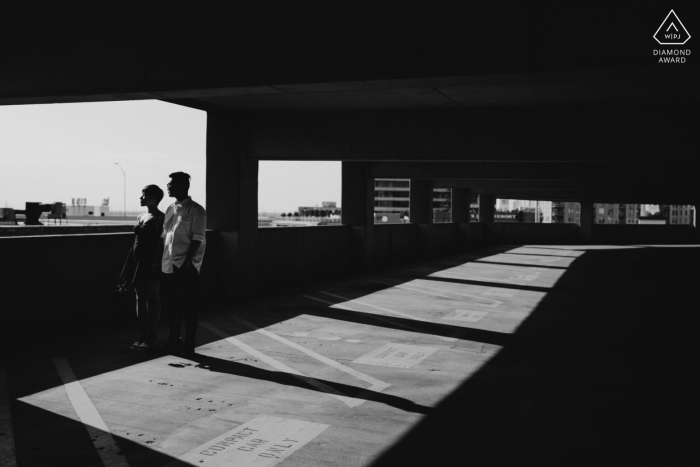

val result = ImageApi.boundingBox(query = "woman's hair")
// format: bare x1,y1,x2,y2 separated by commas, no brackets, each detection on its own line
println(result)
142,185,164,203
169,171,191,189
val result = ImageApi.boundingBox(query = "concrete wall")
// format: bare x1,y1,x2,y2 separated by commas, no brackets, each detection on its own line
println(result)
592,225,698,244
373,224,419,265
0,232,135,337
491,223,580,245
256,226,352,289
468,222,487,248
430,223,461,256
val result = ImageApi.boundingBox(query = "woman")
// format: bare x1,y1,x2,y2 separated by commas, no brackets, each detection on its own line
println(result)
125,184,165,350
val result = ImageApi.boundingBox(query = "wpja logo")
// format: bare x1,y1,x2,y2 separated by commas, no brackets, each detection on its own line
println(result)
653,10,691,63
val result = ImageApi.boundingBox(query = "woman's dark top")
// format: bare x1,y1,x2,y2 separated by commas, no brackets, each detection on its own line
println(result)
130,212,164,284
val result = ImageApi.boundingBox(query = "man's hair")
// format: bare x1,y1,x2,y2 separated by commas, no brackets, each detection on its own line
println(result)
142,184,164,203
169,172,191,190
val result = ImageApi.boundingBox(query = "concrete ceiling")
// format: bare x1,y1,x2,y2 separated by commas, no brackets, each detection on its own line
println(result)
169,68,695,112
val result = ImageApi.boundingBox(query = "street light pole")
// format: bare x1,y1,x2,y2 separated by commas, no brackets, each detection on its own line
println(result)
115,163,126,220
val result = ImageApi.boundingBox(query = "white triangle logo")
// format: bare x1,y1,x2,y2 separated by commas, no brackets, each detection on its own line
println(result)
654,10,691,45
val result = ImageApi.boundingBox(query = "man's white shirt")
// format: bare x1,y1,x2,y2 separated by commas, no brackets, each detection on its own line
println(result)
161,196,206,273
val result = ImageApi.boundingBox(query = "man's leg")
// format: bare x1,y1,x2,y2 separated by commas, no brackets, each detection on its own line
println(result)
146,280,162,345
181,266,199,355
164,271,182,353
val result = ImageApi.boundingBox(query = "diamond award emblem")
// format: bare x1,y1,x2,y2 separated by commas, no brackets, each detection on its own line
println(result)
654,10,691,45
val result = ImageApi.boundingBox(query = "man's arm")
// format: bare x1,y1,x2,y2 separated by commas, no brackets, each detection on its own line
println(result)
184,240,201,267
184,206,206,268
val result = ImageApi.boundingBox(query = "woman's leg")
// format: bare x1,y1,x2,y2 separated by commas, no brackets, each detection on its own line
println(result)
146,280,162,345
134,282,149,343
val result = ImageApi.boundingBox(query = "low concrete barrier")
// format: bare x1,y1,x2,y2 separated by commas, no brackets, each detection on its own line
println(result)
468,222,486,247
592,225,697,244
0,232,135,336
257,226,352,288
373,223,419,265
0,225,133,237
491,223,580,245
430,223,460,255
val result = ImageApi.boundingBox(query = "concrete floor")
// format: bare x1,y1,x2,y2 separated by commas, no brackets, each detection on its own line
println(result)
1,244,697,466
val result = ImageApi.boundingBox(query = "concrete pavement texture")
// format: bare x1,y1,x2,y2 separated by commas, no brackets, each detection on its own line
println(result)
1,244,697,466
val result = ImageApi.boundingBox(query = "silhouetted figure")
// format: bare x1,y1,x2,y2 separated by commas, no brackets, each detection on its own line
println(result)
129,185,165,350
161,172,206,357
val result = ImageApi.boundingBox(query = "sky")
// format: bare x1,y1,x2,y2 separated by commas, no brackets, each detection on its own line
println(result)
0,100,340,214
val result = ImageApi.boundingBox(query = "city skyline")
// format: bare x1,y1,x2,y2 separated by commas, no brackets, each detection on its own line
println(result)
0,100,341,214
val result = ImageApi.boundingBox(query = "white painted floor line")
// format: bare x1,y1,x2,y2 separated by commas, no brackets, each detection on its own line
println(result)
199,322,363,407
377,277,502,308
51,358,131,467
412,267,525,285
0,371,17,467
302,295,455,342
319,291,430,322
315,292,458,342
233,316,390,393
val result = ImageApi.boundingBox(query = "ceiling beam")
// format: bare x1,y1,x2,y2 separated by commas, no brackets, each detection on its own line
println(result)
248,105,696,163
371,162,695,183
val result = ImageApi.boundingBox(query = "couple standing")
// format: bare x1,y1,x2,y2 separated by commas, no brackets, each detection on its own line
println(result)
123,171,206,358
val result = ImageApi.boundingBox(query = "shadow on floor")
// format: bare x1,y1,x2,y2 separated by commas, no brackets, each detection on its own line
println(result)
369,245,698,466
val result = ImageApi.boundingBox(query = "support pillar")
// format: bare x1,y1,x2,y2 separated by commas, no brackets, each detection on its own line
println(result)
579,202,593,244
451,188,471,251
410,179,433,257
342,162,375,270
206,111,259,296
478,194,495,223
478,194,495,243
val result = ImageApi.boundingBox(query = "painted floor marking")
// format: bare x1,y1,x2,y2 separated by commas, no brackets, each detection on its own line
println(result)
508,275,538,281
378,277,502,308
482,288,518,298
303,295,456,342
353,344,439,369
177,414,329,467
232,316,390,394
316,291,457,342
442,310,489,323
51,357,131,467
0,371,17,467
199,322,361,407
412,267,525,285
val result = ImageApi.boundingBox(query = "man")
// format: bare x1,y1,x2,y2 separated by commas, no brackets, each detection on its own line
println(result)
160,172,206,357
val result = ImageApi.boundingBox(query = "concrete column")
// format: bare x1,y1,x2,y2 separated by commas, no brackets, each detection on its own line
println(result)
478,194,495,243
410,179,433,257
451,188,471,250
579,202,593,244
478,194,495,223
341,162,375,270
206,112,259,296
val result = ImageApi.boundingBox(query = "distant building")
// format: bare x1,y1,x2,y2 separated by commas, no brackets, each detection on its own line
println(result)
669,205,694,225
374,179,452,222
298,201,340,217
496,199,552,223
594,204,640,224
552,202,581,224
66,205,110,216
258,217,274,227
